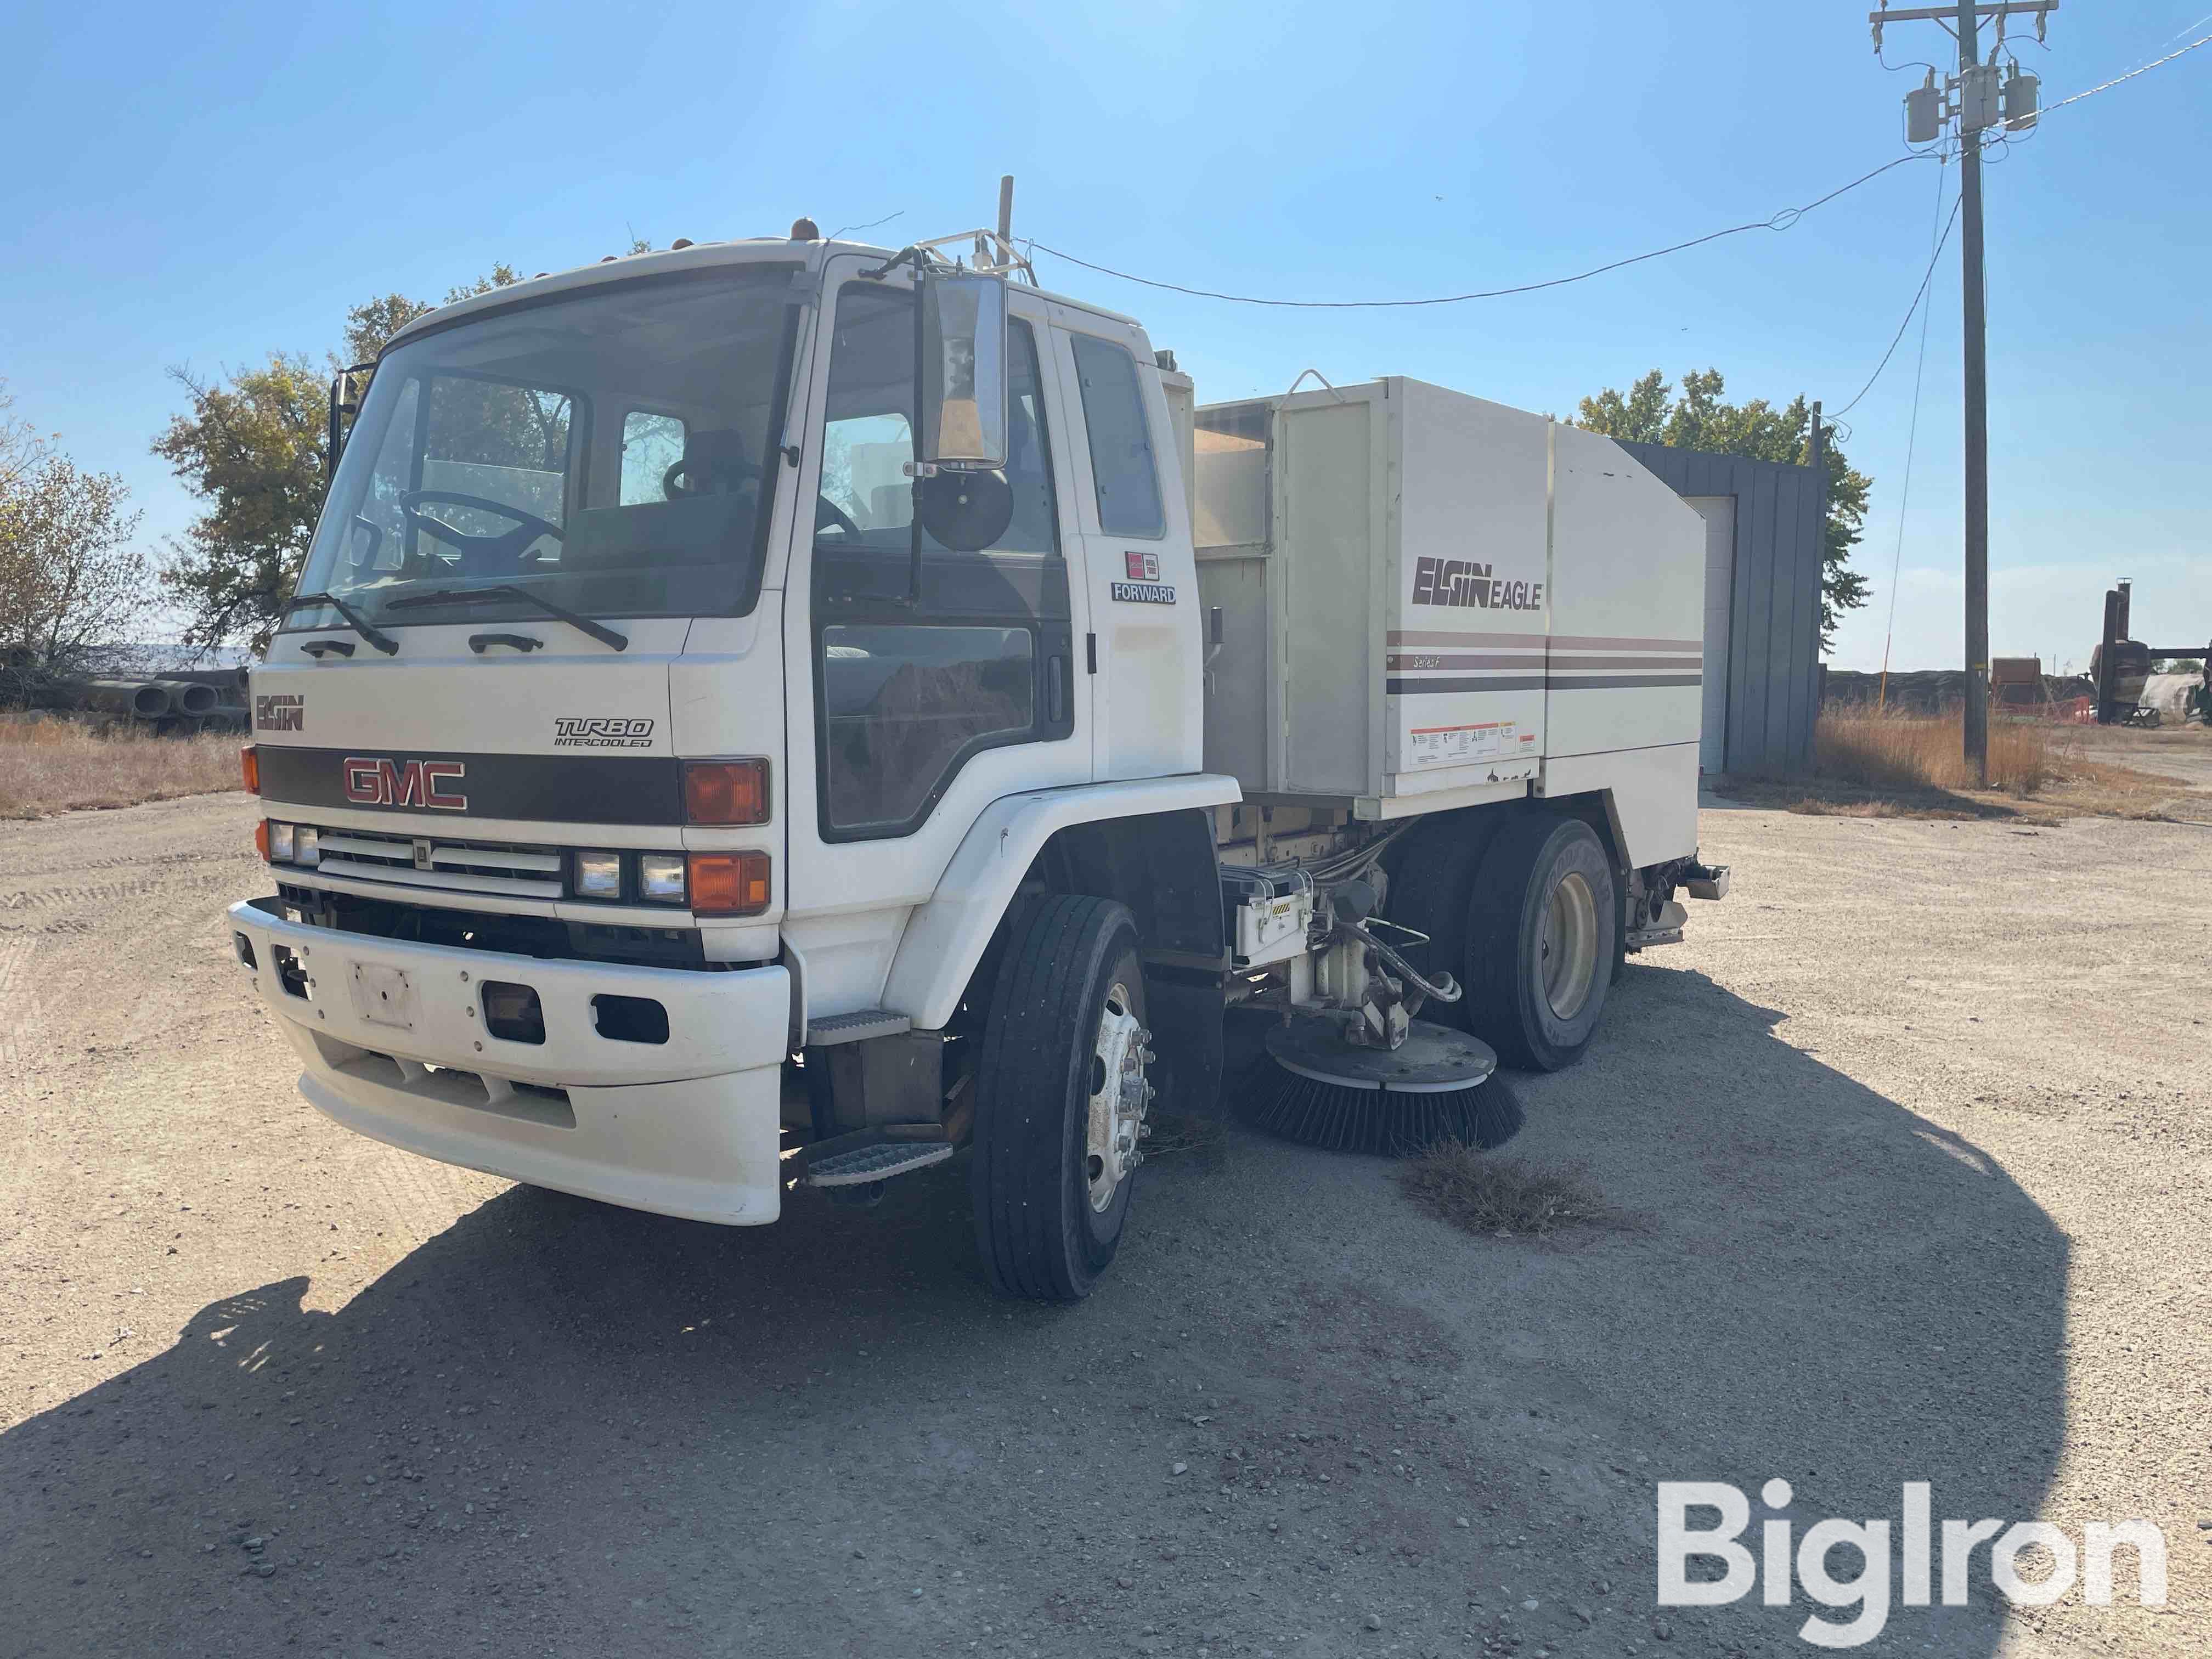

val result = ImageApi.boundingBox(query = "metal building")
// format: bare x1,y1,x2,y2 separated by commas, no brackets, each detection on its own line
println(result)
1610,440,1826,778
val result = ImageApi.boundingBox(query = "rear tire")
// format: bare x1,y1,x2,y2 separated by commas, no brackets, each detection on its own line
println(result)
1384,811,1512,1035
1460,815,1616,1071
970,895,1149,1302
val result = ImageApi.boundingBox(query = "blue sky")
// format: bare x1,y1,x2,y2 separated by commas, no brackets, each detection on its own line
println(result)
2,0,2205,672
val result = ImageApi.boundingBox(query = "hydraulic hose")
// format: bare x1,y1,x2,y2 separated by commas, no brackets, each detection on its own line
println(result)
1342,918,1462,1004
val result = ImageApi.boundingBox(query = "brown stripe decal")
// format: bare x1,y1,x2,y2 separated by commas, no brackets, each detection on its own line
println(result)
1385,653,1543,672
1389,653,1701,673
1550,635,1702,652
1386,675,1546,696
1544,673,1702,690
1387,672,1700,696
1386,629,1700,652
1543,656,1705,671
1387,630,1548,649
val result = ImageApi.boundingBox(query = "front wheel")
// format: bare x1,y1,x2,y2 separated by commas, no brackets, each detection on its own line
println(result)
970,896,1152,1301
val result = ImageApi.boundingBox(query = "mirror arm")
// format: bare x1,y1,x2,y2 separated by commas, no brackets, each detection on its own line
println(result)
907,274,927,605
323,360,377,486
860,245,926,281
325,376,343,483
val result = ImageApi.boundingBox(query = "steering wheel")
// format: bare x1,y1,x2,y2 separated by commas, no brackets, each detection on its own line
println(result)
662,456,765,499
399,490,565,565
815,495,862,538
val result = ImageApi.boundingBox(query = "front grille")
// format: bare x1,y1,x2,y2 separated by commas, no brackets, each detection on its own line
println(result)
306,827,565,901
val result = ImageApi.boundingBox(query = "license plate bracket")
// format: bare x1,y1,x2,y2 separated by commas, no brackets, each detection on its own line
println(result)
347,962,418,1031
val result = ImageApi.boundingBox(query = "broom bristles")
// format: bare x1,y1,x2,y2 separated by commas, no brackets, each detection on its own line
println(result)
1242,1064,1524,1156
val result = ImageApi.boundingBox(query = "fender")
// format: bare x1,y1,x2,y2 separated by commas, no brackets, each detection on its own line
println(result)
880,773,1240,1031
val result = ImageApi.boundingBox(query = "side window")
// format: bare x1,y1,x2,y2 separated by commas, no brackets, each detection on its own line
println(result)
816,286,1059,555
811,281,1071,839
619,411,687,504
1069,333,1164,538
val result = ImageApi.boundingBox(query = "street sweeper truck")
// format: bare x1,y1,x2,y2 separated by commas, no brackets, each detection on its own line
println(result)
226,198,1727,1300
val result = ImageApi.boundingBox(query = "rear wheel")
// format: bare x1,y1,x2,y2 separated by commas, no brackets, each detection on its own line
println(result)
970,896,1150,1301
1384,811,1511,1035
1459,815,1616,1071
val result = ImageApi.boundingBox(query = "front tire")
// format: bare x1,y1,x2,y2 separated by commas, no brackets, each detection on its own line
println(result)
1460,815,1617,1071
970,896,1150,1302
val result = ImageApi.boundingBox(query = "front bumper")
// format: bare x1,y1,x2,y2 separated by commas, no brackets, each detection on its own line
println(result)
226,898,791,1224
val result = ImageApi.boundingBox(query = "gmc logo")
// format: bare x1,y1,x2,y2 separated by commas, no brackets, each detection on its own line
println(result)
342,757,469,811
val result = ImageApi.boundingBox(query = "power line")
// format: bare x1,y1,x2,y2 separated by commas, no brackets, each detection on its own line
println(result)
1026,155,1933,310
2001,27,2212,128
1831,188,1962,417
1022,24,2208,315
1877,159,1950,712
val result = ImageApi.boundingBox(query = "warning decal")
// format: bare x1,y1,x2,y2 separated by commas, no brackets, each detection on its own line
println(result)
1404,720,1517,768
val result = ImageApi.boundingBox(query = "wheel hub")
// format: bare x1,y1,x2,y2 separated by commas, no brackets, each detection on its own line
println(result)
1539,869,1599,1020
1086,983,1153,1211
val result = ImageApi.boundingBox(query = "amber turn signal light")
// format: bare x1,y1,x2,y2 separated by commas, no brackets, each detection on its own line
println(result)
687,850,771,916
241,744,260,794
682,759,769,825
254,820,270,861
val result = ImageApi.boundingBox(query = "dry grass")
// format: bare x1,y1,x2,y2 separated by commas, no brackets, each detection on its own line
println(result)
1397,1144,1632,1239
1138,1111,1228,1158
0,715,244,819
1816,709,2053,795
1723,710,2212,823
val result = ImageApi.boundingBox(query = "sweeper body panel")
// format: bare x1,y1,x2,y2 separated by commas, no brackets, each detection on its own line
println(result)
227,213,1724,1302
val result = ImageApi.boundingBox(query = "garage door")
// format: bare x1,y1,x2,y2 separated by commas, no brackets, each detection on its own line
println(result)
1681,496,1735,773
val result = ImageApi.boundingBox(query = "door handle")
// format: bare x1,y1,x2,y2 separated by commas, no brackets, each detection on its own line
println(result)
1046,653,1068,724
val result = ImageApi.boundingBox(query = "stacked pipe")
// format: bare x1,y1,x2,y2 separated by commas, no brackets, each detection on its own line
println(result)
46,674,249,736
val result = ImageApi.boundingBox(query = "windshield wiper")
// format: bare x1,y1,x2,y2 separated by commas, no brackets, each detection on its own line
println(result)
382,585,628,651
285,591,399,655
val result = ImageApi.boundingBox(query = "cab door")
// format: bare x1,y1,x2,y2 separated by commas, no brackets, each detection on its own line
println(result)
1049,313,1204,781
780,256,1088,1017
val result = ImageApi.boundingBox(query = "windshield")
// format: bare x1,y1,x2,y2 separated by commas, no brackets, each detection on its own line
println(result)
288,264,801,635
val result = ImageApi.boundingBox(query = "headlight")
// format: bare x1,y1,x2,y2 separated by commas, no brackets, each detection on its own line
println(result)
574,851,623,900
638,854,687,903
295,826,320,868
267,821,295,862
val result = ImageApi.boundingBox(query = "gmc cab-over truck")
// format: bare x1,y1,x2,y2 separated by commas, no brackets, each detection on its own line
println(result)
228,205,1725,1301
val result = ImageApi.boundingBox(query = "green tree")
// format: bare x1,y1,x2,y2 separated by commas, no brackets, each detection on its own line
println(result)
0,380,151,701
153,264,528,652
1577,369,1871,650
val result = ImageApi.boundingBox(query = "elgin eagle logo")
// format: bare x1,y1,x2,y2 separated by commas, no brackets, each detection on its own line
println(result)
342,757,468,811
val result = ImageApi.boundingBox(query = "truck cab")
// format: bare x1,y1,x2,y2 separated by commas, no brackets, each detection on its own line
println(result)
232,229,1233,1291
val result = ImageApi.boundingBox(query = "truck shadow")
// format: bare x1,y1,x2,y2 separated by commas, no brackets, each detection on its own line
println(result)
0,963,2064,1658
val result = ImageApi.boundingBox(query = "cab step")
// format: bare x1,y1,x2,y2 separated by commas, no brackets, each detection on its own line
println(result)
802,1129,953,1188
806,1008,912,1046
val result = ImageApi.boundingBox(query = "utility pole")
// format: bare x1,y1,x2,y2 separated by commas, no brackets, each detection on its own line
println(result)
1957,0,1990,785
1870,1,2052,786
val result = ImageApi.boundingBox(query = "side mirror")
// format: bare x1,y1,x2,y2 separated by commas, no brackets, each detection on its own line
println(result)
915,270,1008,471
325,362,371,484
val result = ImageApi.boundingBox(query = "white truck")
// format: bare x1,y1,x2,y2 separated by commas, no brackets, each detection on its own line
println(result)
227,203,1726,1300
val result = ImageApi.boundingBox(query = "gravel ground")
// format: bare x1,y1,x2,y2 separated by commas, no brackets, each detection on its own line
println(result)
1,792,2205,1658
2063,722,2212,793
